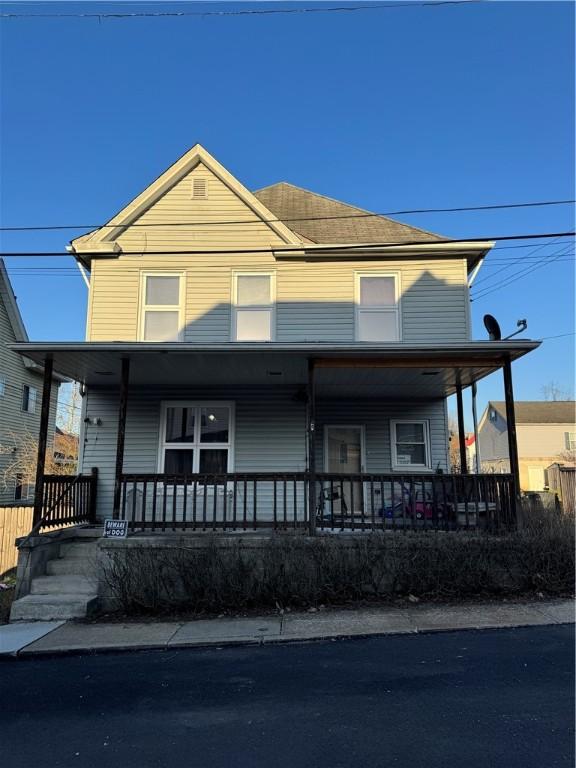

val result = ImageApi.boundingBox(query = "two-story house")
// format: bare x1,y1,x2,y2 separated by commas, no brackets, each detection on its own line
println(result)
12,144,539,533
478,401,575,490
0,259,60,504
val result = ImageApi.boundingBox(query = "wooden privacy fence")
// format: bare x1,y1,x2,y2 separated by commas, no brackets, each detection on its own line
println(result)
546,463,576,515
0,504,33,578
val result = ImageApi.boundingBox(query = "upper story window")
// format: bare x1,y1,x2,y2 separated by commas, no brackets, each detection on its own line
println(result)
22,384,37,413
0,375,6,397
391,420,431,471
355,273,400,342
565,432,576,451
232,273,275,341
140,273,184,342
159,402,234,474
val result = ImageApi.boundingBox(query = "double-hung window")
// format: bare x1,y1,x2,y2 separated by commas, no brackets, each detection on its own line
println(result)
391,420,431,470
355,274,400,342
159,402,233,474
22,385,37,414
140,273,184,341
232,273,275,341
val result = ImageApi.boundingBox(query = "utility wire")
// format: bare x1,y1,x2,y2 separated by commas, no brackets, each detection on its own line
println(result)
0,231,574,258
1,199,573,232
471,238,563,289
0,2,482,20
538,332,576,341
471,244,574,301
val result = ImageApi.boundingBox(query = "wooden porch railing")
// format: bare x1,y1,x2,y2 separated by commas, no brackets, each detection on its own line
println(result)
119,472,516,533
34,468,98,531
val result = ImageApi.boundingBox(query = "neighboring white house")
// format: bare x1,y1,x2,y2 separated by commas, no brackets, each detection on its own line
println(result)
478,400,576,491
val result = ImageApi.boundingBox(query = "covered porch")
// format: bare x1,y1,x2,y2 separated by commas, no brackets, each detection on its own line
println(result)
13,340,538,535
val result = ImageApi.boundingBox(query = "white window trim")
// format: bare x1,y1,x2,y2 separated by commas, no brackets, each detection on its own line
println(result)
354,272,401,342
157,401,235,473
390,419,432,471
231,271,276,342
138,272,185,342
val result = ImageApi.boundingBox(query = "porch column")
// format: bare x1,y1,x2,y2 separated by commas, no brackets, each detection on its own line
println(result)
32,356,54,527
503,357,522,522
456,382,468,474
307,358,317,536
112,357,130,519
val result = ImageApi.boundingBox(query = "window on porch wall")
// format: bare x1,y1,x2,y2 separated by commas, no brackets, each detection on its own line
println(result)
355,274,400,342
391,420,431,470
140,274,183,341
233,274,274,341
159,403,232,474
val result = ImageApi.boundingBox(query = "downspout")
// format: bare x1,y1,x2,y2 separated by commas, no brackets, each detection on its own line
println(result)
467,256,485,288
66,245,90,288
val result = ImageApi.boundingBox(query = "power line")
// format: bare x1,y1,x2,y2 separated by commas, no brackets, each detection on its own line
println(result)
1,198,573,232
0,1,481,20
471,244,574,301
471,238,564,288
538,332,576,341
0,230,574,259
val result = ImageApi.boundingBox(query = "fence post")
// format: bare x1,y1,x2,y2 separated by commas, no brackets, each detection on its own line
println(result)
88,467,98,524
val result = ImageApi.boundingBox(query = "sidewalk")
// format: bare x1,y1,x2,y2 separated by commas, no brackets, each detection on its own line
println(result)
1,599,573,657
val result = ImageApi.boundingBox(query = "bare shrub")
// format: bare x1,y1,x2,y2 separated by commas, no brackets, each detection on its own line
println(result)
101,515,575,617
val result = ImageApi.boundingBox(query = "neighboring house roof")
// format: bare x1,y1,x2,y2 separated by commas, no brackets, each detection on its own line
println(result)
488,401,575,425
254,182,447,246
0,258,28,342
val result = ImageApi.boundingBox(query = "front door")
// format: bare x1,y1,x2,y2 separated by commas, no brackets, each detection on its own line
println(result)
324,426,365,514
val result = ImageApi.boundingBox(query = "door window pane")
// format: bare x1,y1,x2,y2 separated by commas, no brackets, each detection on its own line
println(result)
327,428,361,473
164,449,194,474
237,275,271,305
146,276,180,305
200,407,230,443
236,309,271,341
165,407,195,443
144,311,179,341
199,449,228,473
357,311,398,341
396,444,426,466
360,276,395,306
396,423,424,443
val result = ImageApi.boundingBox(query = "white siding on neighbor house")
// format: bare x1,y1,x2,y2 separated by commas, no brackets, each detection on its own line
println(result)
87,255,470,344
81,386,449,519
0,288,59,504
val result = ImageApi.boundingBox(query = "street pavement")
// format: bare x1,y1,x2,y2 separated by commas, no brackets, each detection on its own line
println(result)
1,624,573,768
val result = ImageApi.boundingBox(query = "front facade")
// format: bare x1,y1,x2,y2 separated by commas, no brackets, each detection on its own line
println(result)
478,401,576,491
0,260,59,504
13,145,539,532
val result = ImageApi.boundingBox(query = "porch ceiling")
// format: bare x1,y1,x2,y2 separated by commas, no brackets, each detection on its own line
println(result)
11,341,540,398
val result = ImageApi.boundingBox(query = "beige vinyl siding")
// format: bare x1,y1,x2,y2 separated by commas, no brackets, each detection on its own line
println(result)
0,291,59,504
81,386,449,519
116,163,288,250
516,423,575,458
88,255,470,343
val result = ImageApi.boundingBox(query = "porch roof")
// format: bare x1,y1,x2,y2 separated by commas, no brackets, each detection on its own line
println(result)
11,340,540,398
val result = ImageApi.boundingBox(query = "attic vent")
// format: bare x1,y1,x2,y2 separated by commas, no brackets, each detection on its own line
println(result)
192,178,207,199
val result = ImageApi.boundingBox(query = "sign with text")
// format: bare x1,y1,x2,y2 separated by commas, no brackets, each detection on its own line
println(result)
103,519,128,538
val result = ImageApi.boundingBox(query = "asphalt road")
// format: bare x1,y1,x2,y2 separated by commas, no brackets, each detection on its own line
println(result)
1,625,573,768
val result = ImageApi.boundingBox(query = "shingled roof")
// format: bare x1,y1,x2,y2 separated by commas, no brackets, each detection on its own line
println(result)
490,401,575,424
253,182,447,245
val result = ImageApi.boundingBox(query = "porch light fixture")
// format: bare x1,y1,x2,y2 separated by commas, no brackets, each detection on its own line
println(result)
207,413,217,422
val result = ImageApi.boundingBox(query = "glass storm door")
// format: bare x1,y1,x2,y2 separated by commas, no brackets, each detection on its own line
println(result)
325,426,364,514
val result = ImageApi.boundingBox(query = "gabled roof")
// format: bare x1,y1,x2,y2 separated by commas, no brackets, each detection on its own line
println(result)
489,401,575,425
0,258,28,342
71,144,302,255
254,182,447,245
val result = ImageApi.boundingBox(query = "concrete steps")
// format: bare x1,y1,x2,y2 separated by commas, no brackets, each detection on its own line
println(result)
10,594,99,622
30,576,96,596
10,537,101,622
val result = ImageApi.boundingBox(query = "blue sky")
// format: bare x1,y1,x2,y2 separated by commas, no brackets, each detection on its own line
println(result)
0,1,574,423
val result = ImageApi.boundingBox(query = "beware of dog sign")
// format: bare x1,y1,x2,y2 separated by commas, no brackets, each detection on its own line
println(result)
103,519,128,538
